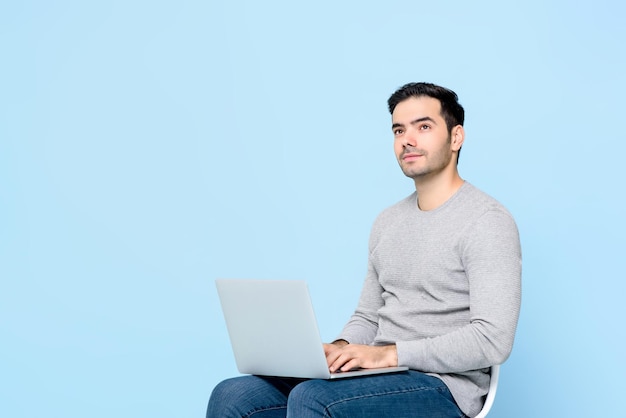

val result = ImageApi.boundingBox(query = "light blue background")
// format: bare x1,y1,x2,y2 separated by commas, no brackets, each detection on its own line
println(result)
1,1,624,416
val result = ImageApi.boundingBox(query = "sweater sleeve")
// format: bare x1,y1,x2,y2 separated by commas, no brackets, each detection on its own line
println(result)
396,208,522,373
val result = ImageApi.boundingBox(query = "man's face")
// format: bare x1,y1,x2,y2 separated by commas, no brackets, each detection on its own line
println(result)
391,96,458,181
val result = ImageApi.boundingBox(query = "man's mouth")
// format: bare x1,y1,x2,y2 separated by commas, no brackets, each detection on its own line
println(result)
402,153,423,161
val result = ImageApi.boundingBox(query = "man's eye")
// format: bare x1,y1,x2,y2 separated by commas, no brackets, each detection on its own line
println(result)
420,125,431,130
393,129,403,135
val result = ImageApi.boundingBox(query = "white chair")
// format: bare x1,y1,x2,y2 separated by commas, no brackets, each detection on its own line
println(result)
474,365,500,418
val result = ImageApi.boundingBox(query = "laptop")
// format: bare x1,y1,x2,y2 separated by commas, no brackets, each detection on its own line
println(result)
215,279,408,379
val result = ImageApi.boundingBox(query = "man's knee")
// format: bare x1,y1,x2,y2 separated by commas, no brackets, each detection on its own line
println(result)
286,380,329,416
209,376,295,418
207,377,252,417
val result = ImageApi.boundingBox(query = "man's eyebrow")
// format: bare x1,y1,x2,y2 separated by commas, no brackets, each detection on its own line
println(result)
391,116,437,130
410,116,437,125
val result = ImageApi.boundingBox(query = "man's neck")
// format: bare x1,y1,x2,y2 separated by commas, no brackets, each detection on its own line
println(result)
414,172,465,211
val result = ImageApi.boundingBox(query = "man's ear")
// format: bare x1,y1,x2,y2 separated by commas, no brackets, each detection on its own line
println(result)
450,125,465,151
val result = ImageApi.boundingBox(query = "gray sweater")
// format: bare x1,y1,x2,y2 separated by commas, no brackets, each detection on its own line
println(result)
338,182,522,417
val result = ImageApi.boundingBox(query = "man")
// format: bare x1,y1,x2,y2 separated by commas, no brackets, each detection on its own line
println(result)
207,82,522,418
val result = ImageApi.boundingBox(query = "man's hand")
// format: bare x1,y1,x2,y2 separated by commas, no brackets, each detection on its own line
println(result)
323,341,398,373
323,340,348,355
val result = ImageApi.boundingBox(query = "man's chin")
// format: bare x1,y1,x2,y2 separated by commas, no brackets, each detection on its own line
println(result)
401,168,425,179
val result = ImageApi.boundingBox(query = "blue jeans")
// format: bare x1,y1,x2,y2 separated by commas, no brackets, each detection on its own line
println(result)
207,371,467,418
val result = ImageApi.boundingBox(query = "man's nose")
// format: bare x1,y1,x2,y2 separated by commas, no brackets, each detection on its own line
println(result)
403,128,417,147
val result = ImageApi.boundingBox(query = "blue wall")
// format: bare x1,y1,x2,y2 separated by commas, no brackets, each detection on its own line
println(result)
1,1,624,416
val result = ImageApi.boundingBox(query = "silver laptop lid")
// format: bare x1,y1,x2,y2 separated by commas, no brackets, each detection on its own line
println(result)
215,279,332,379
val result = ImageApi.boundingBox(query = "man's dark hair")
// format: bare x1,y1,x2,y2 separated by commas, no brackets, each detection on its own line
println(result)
388,82,465,162
387,82,465,132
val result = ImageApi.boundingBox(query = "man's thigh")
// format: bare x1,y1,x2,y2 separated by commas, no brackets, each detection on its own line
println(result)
286,371,465,418
207,375,305,418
